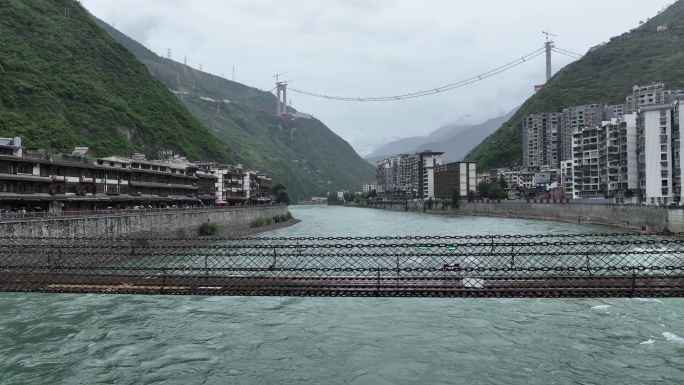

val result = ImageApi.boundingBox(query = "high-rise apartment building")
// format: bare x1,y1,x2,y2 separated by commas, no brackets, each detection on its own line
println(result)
571,115,637,198
636,102,683,205
626,83,674,114
560,104,607,164
572,123,607,197
418,150,444,199
522,112,561,167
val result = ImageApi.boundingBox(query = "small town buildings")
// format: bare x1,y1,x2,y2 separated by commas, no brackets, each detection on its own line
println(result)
374,150,445,200
362,183,377,193
517,82,684,204
0,137,274,213
560,159,573,198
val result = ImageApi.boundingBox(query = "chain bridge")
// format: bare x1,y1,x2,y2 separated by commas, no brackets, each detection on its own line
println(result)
1,233,683,298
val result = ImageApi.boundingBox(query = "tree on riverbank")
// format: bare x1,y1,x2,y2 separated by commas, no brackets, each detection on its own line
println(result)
477,181,508,199
271,183,291,204
451,190,461,210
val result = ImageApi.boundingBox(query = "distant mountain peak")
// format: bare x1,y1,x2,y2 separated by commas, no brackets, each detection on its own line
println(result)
364,107,518,164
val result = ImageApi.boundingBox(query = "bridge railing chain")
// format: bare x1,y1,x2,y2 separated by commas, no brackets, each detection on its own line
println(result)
0,233,683,297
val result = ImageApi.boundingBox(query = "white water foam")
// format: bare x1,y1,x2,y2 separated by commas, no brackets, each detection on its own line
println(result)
635,298,664,303
591,305,610,310
640,339,655,345
663,332,684,343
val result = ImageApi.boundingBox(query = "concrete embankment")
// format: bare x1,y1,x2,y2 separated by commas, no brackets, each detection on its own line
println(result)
361,201,680,233
0,206,290,238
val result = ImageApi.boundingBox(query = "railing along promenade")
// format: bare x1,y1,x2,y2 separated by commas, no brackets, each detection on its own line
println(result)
1,233,683,297
0,204,273,221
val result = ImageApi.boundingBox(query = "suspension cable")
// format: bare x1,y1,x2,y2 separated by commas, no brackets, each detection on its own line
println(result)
288,47,547,102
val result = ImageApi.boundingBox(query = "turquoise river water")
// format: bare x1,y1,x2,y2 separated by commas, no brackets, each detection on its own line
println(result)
1,206,683,384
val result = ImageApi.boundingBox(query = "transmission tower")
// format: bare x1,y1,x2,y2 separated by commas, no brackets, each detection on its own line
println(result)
167,48,172,59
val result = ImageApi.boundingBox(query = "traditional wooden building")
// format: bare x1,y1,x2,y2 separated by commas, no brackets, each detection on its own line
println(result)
0,138,221,213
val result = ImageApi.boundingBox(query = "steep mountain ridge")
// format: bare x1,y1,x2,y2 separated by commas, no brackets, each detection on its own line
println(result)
365,123,472,160
0,0,233,163
363,108,516,165
91,16,375,199
464,0,684,171
416,107,519,163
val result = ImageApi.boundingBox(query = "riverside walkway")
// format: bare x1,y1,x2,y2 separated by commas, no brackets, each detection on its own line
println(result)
1,233,683,298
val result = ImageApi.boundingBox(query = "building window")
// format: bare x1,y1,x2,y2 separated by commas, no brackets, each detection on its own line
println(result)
17,164,33,174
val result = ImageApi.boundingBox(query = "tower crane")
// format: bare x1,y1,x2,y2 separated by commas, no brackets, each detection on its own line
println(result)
542,31,557,42
273,72,287,82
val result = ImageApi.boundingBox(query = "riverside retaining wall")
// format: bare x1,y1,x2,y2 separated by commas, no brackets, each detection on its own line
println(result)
0,206,288,238
363,201,680,232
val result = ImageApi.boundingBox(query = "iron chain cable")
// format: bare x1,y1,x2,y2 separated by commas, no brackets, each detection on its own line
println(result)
1,233,683,297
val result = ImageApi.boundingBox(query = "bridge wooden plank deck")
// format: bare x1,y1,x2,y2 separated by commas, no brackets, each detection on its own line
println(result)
2,272,683,297
2,233,683,297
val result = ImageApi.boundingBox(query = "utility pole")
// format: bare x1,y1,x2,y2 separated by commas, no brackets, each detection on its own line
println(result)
542,31,557,82
232,66,235,82
183,56,187,65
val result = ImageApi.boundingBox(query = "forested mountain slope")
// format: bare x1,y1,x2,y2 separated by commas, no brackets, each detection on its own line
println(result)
0,0,233,163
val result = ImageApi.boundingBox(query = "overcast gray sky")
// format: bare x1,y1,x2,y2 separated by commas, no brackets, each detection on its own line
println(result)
81,0,672,156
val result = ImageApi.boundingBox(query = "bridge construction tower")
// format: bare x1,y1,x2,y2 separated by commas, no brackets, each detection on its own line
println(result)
273,72,290,117
543,31,556,82
276,82,288,117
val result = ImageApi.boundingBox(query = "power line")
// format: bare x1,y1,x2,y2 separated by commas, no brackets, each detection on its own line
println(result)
553,46,582,58
289,47,547,102
551,48,581,60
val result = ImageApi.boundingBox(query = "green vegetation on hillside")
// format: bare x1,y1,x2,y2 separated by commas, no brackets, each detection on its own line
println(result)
92,16,375,199
465,1,684,171
0,0,232,162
